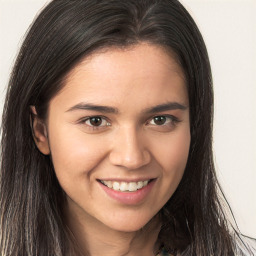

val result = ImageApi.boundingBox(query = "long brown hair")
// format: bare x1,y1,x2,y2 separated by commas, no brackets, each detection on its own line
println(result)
0,0,244,255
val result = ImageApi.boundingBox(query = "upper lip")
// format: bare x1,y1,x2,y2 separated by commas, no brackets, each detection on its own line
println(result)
97,177,156,182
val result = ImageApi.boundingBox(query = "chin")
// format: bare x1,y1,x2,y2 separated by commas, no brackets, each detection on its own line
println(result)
103,212,158,233
112,223,146,233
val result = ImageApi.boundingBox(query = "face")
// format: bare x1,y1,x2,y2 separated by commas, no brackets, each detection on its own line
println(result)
34,43,190,232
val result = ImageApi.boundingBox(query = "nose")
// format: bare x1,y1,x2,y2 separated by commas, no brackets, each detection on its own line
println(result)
109,126,151,170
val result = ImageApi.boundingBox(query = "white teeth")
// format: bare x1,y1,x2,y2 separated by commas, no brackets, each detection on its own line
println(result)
105,181,113,188
128,182,137,192
101,180,150,192
112,182,120,191
143,180,148,186
120,182,128,191
137,181,144,189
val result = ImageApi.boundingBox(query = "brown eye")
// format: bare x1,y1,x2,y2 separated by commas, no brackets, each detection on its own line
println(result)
83,116,110,128
89,117,102,126
153,116,167,125
148,115,179,128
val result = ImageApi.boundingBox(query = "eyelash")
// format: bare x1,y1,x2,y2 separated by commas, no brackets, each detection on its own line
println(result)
147,115,180,127
79,116,111,130
78,115,180,131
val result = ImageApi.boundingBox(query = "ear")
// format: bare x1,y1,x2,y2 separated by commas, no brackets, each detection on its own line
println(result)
30,106,50,155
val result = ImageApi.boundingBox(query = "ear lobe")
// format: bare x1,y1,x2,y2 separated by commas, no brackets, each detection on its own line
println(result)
30,106,50,155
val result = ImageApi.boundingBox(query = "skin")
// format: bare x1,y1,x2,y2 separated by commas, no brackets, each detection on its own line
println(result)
32,43,190,256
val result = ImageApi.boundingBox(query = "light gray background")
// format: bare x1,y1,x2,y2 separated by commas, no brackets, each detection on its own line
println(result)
0,0,255,237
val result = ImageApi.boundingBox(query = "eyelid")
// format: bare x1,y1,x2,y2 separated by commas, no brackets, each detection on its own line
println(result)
147,114,180,125
78,115,111,128
76,114,180,131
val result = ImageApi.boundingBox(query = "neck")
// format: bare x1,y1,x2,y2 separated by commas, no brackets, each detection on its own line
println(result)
65,202,161,256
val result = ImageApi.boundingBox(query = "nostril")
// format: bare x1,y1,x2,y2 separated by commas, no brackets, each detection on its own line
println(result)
108,148,150,169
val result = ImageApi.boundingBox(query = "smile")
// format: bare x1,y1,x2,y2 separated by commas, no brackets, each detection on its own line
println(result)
98,178,156,204
100,180,150,192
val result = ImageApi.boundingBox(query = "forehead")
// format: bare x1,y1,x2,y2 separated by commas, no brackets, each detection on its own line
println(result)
50,43,188,111
66,43,184,83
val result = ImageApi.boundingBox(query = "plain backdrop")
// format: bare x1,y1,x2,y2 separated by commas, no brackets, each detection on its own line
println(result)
0,0,255,237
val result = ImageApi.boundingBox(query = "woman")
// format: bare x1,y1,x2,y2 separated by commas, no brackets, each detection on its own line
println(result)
0,0,255,255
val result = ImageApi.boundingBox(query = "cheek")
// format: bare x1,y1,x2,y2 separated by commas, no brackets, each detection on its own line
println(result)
152,128,190,167
165,134,190,172
47,124,109,183
149,128,190,196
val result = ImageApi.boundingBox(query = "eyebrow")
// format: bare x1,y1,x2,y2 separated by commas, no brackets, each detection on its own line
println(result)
66,103,118,114
66,102,187,114
143,102,187,114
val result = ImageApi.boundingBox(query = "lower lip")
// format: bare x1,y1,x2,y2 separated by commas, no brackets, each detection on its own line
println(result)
98,180,156,205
